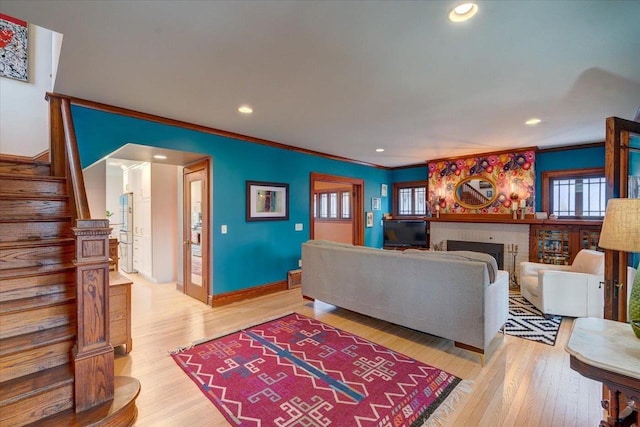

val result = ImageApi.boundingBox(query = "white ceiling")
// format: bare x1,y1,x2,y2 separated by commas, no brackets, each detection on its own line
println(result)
3,0,640,167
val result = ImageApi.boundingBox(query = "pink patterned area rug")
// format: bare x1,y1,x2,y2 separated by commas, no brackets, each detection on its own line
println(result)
171,313,468,426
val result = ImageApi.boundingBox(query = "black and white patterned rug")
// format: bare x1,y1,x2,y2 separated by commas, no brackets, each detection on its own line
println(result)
505,294,562,346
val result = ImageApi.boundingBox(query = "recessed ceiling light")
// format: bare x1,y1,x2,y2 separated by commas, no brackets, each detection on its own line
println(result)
153,154,167,160
525,118,542,126
376,148,385,152
238,105,253,114
449,3,478,22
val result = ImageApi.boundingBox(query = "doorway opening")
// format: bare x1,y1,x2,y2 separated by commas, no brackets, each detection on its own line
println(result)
310,172,364,245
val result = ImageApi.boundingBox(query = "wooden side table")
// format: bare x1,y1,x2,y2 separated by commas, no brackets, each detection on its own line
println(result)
566,317,640,426
109,272,132,353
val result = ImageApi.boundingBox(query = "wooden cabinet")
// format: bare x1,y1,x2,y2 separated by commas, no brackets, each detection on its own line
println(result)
530,223,602,265
109,272,132,353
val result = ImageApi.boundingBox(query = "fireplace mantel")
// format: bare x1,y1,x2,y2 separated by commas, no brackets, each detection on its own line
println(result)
425,214,602,227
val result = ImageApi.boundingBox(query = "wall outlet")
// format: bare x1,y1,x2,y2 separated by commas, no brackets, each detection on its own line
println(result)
298,259,302,268
221,225,227,234
295,223,303,231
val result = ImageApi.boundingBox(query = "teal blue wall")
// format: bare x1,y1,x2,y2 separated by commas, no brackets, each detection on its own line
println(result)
631,135,640,175
385,165,428,215
390,165,427,183
389,149,606,213
71,106,390,294
534,145,605,211
630,135,639,268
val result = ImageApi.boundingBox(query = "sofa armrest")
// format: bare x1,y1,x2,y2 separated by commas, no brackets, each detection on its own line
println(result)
520,261,570,277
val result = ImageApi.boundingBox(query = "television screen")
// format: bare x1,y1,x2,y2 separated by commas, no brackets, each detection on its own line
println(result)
383,220,428,248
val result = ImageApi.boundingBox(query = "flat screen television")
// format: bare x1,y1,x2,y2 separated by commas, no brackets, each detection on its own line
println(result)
383,220,429,248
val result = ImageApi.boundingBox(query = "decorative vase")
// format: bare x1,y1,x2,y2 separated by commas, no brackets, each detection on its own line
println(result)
630,272,640,339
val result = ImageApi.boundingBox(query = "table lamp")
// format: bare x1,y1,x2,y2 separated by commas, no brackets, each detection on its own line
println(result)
598,198,640,338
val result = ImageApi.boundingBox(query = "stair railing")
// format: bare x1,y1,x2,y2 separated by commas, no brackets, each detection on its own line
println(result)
46,93,115,412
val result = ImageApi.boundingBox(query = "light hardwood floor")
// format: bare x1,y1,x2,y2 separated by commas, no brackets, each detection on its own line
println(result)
114,273,603,426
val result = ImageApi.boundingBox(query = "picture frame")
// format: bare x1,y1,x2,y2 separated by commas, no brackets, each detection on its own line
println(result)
486,190,493,198
246,181,289,221
372,197,381,211
0,14,29,82
366,211,373,228
381,184,388,197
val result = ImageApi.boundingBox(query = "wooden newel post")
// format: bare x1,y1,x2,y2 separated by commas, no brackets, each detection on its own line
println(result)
72,219,114,412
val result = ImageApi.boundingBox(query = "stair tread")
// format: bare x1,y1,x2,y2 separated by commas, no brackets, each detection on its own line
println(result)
0,154,50,166
0,194,68,201
0,173,65,182
0,237,75,249
0,263,76,280
0,290,76,315
0,216,72,223
35,376,140,427
0,323,75,357
0,363,73,405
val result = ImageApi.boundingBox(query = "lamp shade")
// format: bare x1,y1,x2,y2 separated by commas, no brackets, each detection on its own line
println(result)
598,198,640,252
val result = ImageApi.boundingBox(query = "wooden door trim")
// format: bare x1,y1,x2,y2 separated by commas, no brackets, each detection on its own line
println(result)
604,117,640,320
183,158,210,304
309,172,364,245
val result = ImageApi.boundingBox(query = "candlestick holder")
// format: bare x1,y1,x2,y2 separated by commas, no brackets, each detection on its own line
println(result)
507,243,519,289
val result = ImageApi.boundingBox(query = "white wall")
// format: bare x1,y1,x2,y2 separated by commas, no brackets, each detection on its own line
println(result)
83,160,106,220
106,164,124,237
0,23,60,156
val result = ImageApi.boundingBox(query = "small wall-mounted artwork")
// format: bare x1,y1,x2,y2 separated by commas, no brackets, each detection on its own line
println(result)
0,14,28,82
366,211,374,227
372,197,381,211
246,181,289,221
381,184,388,197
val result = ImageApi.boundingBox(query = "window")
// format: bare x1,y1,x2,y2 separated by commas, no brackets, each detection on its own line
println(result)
393,181,427,217
341,192,351,218
543,168,606,219
313,189,351,220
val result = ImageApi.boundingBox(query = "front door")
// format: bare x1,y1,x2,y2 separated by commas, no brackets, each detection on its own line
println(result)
183,159,210,304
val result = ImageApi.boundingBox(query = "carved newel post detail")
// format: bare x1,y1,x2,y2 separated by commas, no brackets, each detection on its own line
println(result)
72,219,114,412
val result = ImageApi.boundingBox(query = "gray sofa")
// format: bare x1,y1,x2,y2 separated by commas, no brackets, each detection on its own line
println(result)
301,240,509,364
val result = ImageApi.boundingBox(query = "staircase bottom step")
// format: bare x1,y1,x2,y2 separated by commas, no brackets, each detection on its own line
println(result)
33,376,140,427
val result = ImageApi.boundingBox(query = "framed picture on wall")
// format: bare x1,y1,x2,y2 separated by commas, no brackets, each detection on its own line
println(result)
372,197,381,211
0,14,29,82
381,184,388,197
246,181,289,221
366,211,373,228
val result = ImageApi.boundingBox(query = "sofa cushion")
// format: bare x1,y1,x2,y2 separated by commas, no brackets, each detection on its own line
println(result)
569,249,604,275
403,250,498,283
306,240,354,248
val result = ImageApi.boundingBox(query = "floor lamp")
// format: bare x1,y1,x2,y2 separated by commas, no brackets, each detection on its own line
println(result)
598,198,640,338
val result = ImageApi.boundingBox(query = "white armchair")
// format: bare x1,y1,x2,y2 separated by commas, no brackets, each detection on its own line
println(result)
519,249,605,317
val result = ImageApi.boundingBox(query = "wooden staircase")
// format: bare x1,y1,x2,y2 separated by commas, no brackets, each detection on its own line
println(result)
0,119,139,424
0,157,77,425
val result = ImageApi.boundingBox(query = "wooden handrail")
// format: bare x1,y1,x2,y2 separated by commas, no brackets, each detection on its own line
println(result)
60,97,91,219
